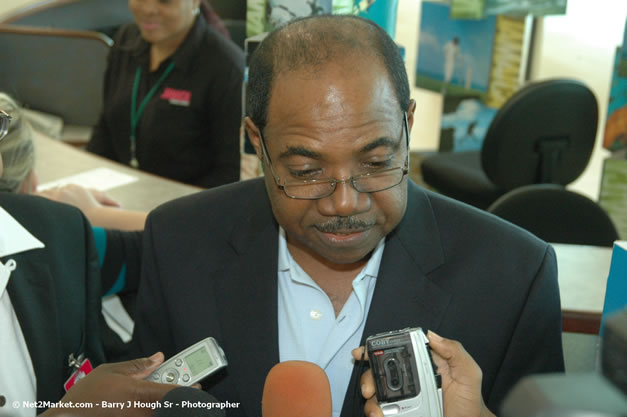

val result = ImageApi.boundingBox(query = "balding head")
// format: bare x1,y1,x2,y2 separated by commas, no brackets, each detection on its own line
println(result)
246,15,409,128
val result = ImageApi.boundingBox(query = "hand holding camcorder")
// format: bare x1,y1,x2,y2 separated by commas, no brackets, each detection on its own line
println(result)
366,328,444,417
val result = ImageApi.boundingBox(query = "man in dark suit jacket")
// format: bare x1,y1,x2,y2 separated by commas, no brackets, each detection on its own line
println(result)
134,15,563,417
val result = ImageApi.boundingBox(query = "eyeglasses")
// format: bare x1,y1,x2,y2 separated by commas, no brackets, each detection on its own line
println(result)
258,113,410,200
0,109,11,141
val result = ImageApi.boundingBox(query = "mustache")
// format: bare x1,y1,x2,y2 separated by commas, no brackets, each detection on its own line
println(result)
314,217,376,233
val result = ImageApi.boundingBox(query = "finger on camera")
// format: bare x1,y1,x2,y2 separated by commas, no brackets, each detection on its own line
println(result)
359,368,376,399
364,397,385,417
351,346,369,361
427,330,465,360
427,330,482,376
114,352,164,378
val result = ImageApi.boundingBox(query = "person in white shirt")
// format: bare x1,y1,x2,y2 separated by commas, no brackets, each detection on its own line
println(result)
0,106,172,417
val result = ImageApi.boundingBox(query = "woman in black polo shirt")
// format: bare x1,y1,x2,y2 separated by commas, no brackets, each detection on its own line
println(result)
88,0,244,188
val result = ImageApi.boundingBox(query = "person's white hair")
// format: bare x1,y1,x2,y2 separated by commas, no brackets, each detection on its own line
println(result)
0,93,35,193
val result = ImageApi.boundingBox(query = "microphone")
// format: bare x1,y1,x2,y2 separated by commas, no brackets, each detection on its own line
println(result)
262,360,332,417
153,387,225,417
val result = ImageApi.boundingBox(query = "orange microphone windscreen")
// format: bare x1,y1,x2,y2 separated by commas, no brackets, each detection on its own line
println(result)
261,360,332,417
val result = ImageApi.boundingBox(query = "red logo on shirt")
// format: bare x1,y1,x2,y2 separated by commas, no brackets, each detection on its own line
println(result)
161,88,191,106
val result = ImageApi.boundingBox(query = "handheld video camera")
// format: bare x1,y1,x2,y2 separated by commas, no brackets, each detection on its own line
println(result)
366,327,443,417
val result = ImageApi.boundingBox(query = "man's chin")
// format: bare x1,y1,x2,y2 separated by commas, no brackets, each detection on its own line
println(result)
315,245,375,267
288,230,379,267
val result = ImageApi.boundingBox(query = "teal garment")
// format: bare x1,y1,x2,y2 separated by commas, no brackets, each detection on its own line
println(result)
92,226,127,296
355,0,399,38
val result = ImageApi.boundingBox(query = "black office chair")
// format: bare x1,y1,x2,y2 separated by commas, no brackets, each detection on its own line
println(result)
0,0,132,38
0,25,111,126
487,184,620,247
2,0,247,49
421,79,599,209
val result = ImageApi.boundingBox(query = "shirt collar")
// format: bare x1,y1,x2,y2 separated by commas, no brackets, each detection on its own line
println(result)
0,206,44,258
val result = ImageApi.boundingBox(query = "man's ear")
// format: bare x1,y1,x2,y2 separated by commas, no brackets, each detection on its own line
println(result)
406,99,417,133
244,117,264,161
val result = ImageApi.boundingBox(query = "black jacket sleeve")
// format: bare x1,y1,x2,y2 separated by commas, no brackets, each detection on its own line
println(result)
486,244,565,410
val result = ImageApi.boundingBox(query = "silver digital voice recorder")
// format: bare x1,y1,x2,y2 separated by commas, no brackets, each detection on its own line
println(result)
146,337,227,386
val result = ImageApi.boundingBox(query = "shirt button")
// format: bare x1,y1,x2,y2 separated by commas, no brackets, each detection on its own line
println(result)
310,309,323,320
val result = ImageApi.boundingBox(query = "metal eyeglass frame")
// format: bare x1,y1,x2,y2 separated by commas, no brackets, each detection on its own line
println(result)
257,112,410,200
0,109,11,141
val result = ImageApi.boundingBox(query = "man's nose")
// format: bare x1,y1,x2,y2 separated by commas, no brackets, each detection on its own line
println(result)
318,180,370,217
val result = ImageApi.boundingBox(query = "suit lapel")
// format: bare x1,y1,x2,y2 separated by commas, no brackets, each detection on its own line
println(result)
341,182,452,417
213,182,280,416
364,182,450,336
7,257,64,402
211,181,453,417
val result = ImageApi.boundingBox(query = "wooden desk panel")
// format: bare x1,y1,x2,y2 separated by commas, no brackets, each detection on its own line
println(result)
35,133,201,211
552,243,613,334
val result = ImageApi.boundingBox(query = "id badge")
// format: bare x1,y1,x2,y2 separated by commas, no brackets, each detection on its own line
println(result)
63,357,93,392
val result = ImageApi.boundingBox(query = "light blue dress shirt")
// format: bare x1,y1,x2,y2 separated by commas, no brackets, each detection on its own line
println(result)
277,227,384,417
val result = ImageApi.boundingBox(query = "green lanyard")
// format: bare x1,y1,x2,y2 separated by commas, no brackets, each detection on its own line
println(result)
129,61,176,168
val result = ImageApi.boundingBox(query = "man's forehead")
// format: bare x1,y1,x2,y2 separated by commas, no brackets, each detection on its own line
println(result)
266,64,398,126
265,100,402,154
277,134,401,158
271,51,383,88
266,110,401,141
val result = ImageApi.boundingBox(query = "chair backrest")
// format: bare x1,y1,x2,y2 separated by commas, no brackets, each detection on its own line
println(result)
2,0,246,49
1,0,132,38
0,24,111,126
481,79,598,190
487,184,619,247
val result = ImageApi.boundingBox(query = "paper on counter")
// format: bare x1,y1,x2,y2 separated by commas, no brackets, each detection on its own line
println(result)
38,167,138,192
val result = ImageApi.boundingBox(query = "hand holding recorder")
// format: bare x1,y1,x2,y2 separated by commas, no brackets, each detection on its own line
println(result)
353,330,496,417
40,352,177,417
